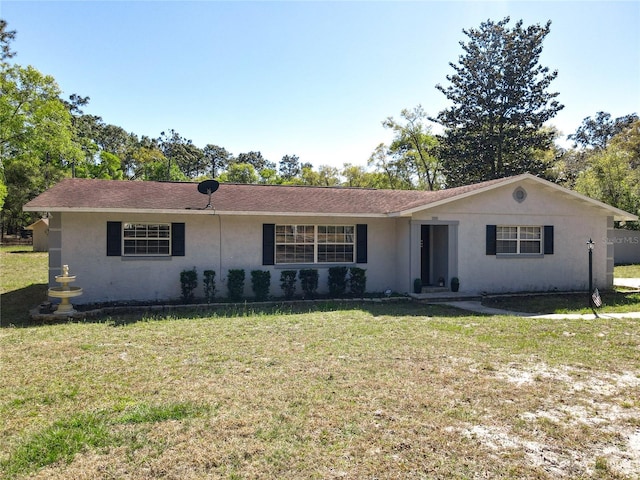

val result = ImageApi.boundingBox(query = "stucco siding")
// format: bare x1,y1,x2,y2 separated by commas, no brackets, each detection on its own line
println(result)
418,180,611,293
394,218,412,293
222,216,400,298
46,176,623,304
55,213,400,304
59,212,219,303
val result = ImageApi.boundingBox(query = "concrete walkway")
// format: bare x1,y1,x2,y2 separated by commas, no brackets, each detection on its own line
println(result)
614,277,640,289
433,277,640,319
442,300,640,319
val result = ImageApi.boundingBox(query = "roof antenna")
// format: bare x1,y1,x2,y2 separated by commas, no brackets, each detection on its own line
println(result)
197,179,220,209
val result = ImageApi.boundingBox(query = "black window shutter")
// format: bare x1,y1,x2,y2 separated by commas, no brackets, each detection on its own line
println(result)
486,225,497,255
544,225,554,254
171,223,185,256
356,224,368,263
106,221,122,256
263,224,275,265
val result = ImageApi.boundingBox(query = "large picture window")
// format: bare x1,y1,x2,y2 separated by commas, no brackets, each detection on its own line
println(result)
123,223,171,256
496,226,541,254
275,225,355,264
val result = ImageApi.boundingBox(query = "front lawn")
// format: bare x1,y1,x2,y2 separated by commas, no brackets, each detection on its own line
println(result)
1,248,639,478
2,305,640,479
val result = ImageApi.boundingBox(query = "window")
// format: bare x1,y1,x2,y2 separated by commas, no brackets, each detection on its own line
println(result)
275,225,315,263
496,226,541,255
107,222,185,257
123,223,171,255
318,225,354,263
274,225,355,264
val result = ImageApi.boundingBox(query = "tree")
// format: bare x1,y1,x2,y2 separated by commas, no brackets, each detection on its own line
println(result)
300,164,340,186
203,144,231,178
130,144,168,180
89,151,124,180
568,111,639,150
220,163,259,184
0,19,16,62
278,154,301,180
341,163,389,188
158,129,205,179
574,119,640,229
1,60,82,232
236,151,275,171
435,17,563,186
368,143,413,190
382,105,442,190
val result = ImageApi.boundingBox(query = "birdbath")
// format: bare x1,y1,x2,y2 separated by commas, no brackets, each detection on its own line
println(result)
48,265,83,315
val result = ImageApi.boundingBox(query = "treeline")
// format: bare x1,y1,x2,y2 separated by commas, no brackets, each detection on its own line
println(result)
1,18,638,235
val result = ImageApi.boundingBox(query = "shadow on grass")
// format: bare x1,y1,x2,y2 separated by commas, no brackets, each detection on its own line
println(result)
483,290,640,314
105,301,480,327
1,284,48,327
8,296,481,328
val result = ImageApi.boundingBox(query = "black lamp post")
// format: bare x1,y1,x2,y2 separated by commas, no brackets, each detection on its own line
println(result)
587,238,594,308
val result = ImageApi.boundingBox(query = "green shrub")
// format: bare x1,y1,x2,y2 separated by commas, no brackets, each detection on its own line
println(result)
328,266,348,297
180,268,198,303
203,270,216,303
299,269,319,299
280,270,297,300
349,267,367,296
227,269,245,301
251,270,271,301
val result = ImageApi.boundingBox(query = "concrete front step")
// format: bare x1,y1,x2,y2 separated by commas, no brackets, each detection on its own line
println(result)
410,292,483,303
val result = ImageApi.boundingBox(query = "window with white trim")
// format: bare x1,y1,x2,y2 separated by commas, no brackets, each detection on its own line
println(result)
123,223,171,256
275,225,355,264
496,226,541,254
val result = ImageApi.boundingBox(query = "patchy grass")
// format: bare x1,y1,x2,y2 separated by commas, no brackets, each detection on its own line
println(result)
482,264,640,315
616,264,640,278
0,246,48,326
1,248,639,478
483,291,640,314
1,402,207,479
1,309,639,479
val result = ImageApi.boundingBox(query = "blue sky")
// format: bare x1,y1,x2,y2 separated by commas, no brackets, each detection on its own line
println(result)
2,1,639,170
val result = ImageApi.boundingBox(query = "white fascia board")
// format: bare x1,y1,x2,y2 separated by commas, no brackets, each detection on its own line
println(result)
22,206,386,218
393,173,638,221
214,210,385,218
393,175,526,216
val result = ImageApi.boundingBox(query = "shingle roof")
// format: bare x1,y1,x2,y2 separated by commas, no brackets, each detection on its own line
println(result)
23,174,637,220
23,176,511,216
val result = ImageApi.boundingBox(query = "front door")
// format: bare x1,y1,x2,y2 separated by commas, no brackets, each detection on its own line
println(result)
421,225,430,286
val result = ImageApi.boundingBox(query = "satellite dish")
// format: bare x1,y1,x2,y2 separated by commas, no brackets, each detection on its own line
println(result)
197,179,219,195
197,179,219,209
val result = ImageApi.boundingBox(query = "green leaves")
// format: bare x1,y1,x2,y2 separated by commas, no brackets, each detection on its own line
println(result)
436,17,563,186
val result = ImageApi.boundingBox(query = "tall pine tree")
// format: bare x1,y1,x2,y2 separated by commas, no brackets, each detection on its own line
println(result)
435,18,563,186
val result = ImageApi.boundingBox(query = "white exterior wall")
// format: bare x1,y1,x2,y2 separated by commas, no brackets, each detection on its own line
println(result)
394,218,412,293
51,177,619,304
59,212,219,303
56,212,400,304
413,179,612,293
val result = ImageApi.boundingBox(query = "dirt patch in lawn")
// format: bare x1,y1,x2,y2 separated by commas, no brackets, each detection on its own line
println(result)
449,361,640,478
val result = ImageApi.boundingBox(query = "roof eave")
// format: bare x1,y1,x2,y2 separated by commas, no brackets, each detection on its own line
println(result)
394,175,530,216
23,206,387,218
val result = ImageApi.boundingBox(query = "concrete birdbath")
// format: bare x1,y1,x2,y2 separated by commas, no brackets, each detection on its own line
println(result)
48,265,83,315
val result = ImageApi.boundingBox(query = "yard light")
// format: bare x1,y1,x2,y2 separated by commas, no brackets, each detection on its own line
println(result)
587,238,594,309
